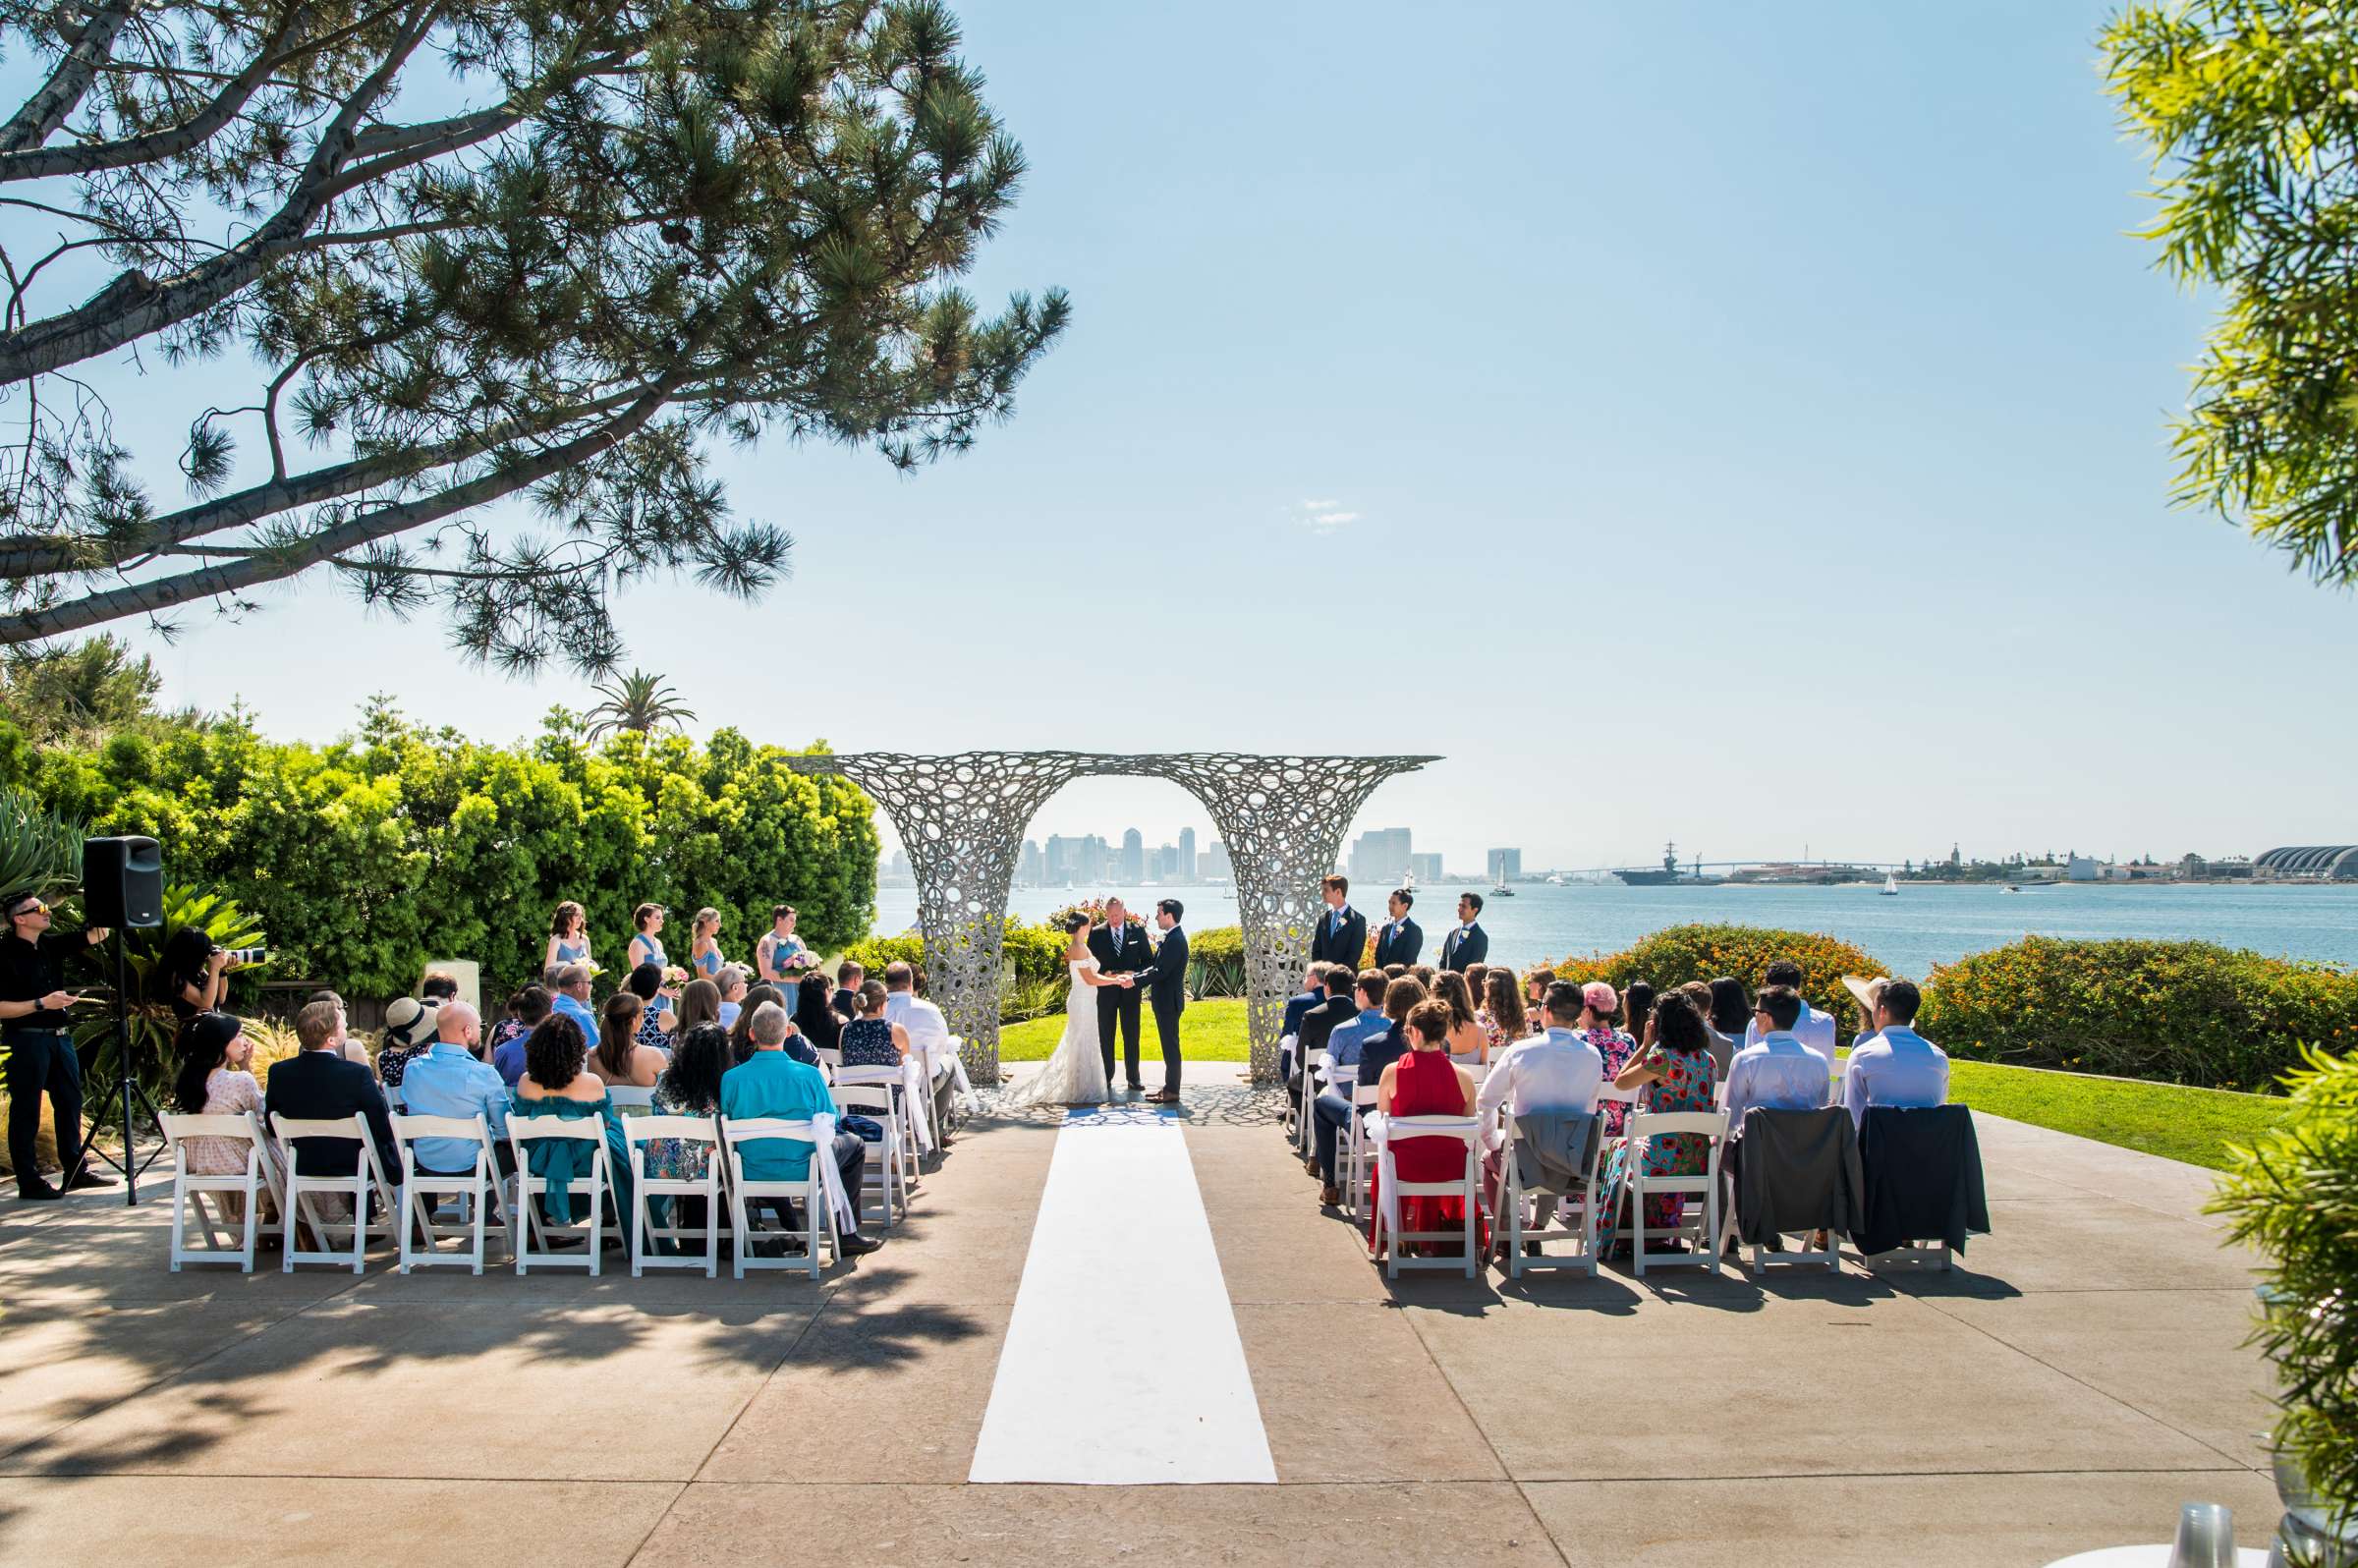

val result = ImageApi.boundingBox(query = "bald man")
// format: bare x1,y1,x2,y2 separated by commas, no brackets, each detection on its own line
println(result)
400,998,515,1175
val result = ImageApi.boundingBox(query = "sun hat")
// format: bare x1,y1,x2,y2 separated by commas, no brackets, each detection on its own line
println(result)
1581,980,1618,1015
381,995,439,1048
1840,974,1888,1012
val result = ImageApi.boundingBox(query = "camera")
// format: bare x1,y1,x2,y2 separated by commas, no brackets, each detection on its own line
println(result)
220,945,267,967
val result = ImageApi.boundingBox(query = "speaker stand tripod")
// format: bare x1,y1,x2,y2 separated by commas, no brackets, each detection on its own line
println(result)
79,929,162,1206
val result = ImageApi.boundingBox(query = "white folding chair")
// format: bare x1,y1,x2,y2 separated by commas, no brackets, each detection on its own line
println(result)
383,1085,406,1111
720,1116,835,1279
814,1046,843,1080
507,1114,614,1274
159,1111,276,1271
270,1113,397,1273
390,1112,516,1274
1718,1107,1844,1275
623,1114,724,1277
1277,1031,1301,1137
835,1063,921,1194
832,1083,909,1229
1624,1109,1727,1276
605,1086,656,1115
1367,1113,1484,1279
1489,1107,1604,1278
1335,1081,1381,1219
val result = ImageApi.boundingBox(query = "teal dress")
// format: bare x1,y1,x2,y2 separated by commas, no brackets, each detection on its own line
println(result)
631,933,670,1017
509,1090,634,1225
695,945,722,980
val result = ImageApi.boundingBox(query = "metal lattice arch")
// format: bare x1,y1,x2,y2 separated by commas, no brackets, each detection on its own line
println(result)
787,752,1438,1083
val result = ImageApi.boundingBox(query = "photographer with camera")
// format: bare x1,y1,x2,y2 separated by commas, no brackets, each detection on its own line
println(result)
157,927,259,1036
1,890,116,1200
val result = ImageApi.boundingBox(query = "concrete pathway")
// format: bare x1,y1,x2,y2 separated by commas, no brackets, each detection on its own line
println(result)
0,1061,2279,1565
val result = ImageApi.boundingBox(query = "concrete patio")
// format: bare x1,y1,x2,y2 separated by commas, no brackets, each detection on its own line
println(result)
0,1064,2278,1566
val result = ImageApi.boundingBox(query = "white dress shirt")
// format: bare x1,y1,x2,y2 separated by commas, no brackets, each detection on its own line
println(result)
1722,1032,1834,1140
1474,1027,1604,1149
1841,1025,1950,1127
884,991,953,1076
1743,1000,1836,1062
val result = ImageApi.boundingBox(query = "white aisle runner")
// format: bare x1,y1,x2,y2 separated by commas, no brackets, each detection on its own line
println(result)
968,1106,1276,1484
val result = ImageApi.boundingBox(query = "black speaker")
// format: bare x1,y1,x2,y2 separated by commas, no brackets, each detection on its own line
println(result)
84,835,163,928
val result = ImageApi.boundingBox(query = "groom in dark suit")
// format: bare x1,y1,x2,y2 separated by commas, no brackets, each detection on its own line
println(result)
1142,899,1189,1102
1089,897,1151,1091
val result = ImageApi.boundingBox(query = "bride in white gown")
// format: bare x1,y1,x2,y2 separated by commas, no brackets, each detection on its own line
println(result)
1002,912,1128,1107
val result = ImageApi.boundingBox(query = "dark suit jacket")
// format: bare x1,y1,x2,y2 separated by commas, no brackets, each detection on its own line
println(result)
1145,927,1188,1014
1310,905,1368,968
1438,923,1489,972
265,1049,398,1178
1297,992,1358,1063
1281,990,1321,1037
1356,1026,1411,1090
1373,916,1423,968
1088,921,1152,982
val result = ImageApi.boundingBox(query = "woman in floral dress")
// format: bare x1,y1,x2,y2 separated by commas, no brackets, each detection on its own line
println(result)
1598,991,1718,1254
1577,981,1640,1139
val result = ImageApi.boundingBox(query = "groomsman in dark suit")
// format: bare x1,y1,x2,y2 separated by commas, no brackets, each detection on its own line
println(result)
1373,888,1422,968
1088,897,1151,1091
1438,891,1489,972
1142,900,1190,1102
1309,875,1368,969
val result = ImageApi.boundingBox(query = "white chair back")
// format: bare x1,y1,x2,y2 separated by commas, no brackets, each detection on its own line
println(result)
621,1113,723,1277
1491,1104,1604,1278
1623,1108,1727,1276
1368,1113,1483,1279
506,1112,612,1275
270,1112,396,1274
389,1111,512,1275
832,1084,908,1229
159,1111,274,1272
1336,1079,1383,1219
719,1115,832,1279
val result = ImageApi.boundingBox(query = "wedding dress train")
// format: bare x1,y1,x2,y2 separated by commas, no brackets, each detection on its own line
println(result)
1002,959,1111,1108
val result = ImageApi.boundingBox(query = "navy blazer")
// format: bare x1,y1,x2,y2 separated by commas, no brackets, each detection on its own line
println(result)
1374,916,1423,967
1438,923,1489,972
264,1049,398,1178
1311,905,1369,968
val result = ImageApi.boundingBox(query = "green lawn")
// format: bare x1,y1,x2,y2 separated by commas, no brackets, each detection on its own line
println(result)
993,998,2289,1170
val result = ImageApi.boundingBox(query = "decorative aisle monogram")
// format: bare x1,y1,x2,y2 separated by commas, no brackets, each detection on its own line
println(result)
786,752,1437,1083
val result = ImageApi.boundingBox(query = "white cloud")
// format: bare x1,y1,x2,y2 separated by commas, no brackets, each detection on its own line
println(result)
1301,497,1338,509
1289,497,1362,534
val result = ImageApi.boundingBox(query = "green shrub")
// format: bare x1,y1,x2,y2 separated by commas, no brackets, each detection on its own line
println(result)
1189,924,1247,998
1542,924,1891,1044
2212,1047,2358,1537
1918,937,2358,1090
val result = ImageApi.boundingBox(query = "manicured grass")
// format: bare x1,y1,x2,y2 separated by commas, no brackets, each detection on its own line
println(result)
995,997,2292,1170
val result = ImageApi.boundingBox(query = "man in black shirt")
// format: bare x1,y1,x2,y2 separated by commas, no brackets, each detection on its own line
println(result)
1,891,113,1199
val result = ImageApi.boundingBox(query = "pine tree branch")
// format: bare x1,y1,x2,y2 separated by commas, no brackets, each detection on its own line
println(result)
0,0,140,155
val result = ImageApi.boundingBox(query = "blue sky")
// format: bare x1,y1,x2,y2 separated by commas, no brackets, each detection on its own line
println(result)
92,1,2358,870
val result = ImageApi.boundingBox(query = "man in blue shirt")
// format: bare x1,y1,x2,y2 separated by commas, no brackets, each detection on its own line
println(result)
1309,970,1389,1202
400,1002,516,1177
719,1003,878,1257
548,964,598,1040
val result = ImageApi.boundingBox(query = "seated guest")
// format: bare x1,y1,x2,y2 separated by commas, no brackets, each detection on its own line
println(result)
1742,960,1836,1061
1409,964,1436,991
646,1023,731,1235
716,965,750,1030
793,973,843,1056
1291,965,1358,1097
374,996,439,1088
831,960,865,1022
1374,888,1422,967
1479,969,1529,1056
730,982,799,1065
485,985,547,1074
265,997,400,1186
1281,963,1325,1038
1463,963,1489,1012
625,962,678,1045
1705,977,1750,1078
1319,975,1428,1206
1522,967,1555,1020
549,963,598,1041
400,1001,516,1176
590,991,667,1089
307,988,375,1071
171,1010,280,1213
674,977,722,1036
1476,980,1605,1144
1431,970,1489,1067
509,1014,632,1227
1381,964,1408,981
421,970,460,1006
720,1003,878,1256
1575,982,1641,1141
842,981,911,1068
1842,974,1887,1050
1723,985,1834,1143
1309,971,1391,1199
881,961,957,1135
1624,980,1656,1050
1841,980,1949,1127
1598,990,1719,1254
1371,998,1483,1252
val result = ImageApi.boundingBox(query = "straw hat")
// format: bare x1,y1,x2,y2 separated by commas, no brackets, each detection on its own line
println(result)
1840,974,1888,1013
381,995,440,1048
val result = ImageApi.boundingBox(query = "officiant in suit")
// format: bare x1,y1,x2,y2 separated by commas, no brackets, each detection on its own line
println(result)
1439,891,1489,972
1309,875,1367,968
1374,888,1422,967
1142,900,1190,1102
1089,898,1151,1091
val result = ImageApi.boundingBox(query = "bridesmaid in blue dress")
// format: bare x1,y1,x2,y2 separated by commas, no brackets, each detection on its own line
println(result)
758,904,813,987
544,900,591,980
628,903,672,1018
689,907,725,983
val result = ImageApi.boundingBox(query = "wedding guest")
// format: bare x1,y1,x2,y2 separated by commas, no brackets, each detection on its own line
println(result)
510,1014,631,1228
1673,980,1733,1078
306,988,376,1071
729,983,796,1065
1438,892,1488,972
1707,977,1751,1075
716,965,750,1031
1842,974,1888,1049
1624,980,1656,1050
1576,981,1641,1141
675,977,723,1037
486,985,547,1065
1371,999,1483,1253
1479,968,1528,1054
1840,979,1949,1127
549,964,598,1042
1374,888,1423,967
625,962,678,1045
1599,990,1718,1254
156,927,239,1035
1431,970,1488,1068
421,971,460,1006
1292,964,1358,1099
265,998,399,1186
831,960,865,1021
545,901,591,976
1281,963,1325,1039
171,1010,276,1208
1475,980,1603,1236
688,907,726,984
1463,963,1490,1017
590,990,667,1089
757,905,813,987
720,1003,878,1256
646,1023,731,1236
401,1001,516,1177
1310,875,1367,968
374,996,440,1089
1523,968,1556,1018
1309,971,1390,1199
1742,960,1836,1060
1381,964,1409,981
793,974,843,1055
842,981,911,1069
1409,963,1437,991
883,960,957,1133
1723,985,1834,1146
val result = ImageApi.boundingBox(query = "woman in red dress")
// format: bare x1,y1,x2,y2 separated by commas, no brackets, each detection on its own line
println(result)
1371,999,1486,1257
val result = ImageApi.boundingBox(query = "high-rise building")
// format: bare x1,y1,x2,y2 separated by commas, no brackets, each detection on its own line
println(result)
1177,827,1196,883
1201,840,1232,879
1018,839,1045,886
1120,827,1145,882
1348,826,1413,885
1409,852,1443,883
1487,848,1523,883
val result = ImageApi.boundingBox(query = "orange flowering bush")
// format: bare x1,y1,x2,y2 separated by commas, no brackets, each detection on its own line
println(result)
1918,937,2358,1091
1538,924,1890,1044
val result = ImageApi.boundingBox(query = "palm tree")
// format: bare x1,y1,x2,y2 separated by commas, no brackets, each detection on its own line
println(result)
584,669,697,742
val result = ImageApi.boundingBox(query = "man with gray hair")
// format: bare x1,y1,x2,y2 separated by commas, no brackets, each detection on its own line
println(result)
401,999,516,1178
549,963,597,1040
719,1002,879,1257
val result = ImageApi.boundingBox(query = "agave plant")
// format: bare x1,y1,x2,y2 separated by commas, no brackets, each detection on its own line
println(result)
0,788,83,906
72,885,270,1102
583,669,697,741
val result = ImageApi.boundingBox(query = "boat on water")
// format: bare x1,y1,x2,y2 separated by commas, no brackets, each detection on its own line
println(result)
1618,841,1689,887
1880,874,1899,896
1490,883,1515,898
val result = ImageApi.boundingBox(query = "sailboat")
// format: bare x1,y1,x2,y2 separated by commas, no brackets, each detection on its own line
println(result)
1880,873,1899,896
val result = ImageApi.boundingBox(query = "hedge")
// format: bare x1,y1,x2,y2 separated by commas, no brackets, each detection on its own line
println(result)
1919,936,2358,1091
1544,924,1891,1045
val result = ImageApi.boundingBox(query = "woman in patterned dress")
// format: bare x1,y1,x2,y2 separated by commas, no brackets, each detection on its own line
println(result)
1576,981,1640,1140
1478,969,1528,1056
169,1011,278,1215
1598,991,1718,1254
